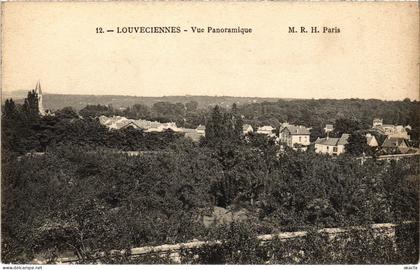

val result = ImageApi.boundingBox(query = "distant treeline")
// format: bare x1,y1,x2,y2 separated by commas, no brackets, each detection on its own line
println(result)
240,98,419,130
3,91,280,111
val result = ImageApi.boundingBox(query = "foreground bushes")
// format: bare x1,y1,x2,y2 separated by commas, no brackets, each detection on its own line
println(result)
1,144,418,263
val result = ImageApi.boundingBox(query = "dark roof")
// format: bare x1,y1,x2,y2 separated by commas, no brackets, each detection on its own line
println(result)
315,137,339,146
315,134,349,146
338,134,350,145
282,125,310,135
382,137,408,148
120,121,142,130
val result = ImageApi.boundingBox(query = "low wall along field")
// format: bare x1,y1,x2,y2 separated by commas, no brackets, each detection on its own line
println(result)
36,221,418,264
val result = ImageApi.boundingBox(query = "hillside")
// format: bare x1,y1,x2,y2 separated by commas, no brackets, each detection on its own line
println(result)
3,91,285,111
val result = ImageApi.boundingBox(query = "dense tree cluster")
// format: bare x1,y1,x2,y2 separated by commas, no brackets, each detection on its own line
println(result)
240,98,418,128
1,93,188,155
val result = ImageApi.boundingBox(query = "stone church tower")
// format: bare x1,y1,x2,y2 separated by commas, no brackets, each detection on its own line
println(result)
35,81,46,116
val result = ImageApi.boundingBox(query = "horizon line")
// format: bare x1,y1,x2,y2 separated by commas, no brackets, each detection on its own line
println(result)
3,90,418,102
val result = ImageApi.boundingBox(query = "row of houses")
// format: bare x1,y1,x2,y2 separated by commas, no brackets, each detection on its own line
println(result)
253,120,413,156
314,134,412,156
98,115,416,155
313,119,414,156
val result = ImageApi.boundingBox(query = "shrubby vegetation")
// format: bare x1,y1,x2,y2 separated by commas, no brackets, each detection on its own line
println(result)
2,142,418,263
1,91,419,263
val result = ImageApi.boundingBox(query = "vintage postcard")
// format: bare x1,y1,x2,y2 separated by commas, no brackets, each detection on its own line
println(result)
1,1,419,268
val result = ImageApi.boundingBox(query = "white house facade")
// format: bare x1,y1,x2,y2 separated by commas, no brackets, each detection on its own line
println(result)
257,126,275,136
279,125,311,149
314,134,350,156
366,133,379,147
242,124,254,134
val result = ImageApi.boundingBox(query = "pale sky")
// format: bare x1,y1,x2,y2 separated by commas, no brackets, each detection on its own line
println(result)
2,2,419,100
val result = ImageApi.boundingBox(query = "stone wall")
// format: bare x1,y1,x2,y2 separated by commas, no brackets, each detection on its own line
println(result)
35,221,417,264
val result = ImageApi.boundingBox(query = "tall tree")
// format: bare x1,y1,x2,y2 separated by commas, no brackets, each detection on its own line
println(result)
333,118,364,137
3,99,17,119
205,105,222,144
231,103,243,140
345,132,369,156
205,104,244,146
22,90,39,118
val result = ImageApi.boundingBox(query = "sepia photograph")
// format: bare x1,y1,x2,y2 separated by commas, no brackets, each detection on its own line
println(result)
1,1,419,267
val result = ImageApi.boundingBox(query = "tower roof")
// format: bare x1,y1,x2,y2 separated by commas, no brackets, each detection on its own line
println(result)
34,80,46,116
35,81,42,95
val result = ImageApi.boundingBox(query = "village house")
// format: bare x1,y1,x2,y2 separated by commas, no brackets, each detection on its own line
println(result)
242,124,253,135
371,118,410,140
257,126,275,136
196,125,206,134
278,122,290,140
182,128,204,142
324,124,334,134
98,115,181,132
372,118,383,127
279,124,311,149
314,134,350,156
145,122,180,132
381,137,410,154
366,133,379,147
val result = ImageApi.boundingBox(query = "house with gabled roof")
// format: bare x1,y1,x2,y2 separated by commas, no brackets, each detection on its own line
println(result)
120,121,143,130
279,124,311,149
381,137,409,154
366,133,379,147
242,124,253,135
315,133,350,156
